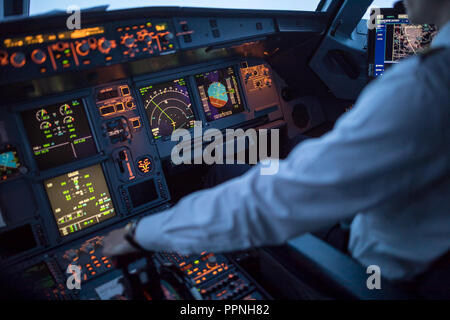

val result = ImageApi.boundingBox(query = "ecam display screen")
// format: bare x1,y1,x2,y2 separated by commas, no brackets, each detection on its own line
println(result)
195,67,245,121
21,99,97,170
44,164,116,237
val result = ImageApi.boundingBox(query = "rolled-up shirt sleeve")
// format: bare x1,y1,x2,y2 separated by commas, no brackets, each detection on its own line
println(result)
135,66,446,255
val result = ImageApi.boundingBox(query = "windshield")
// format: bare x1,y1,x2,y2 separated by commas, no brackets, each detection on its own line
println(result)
30,0,322,16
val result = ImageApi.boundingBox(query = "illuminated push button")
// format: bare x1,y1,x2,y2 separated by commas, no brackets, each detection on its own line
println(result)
121,86,130,96
115,103,124,112
100,105,115,116
10,52,26,68
132,119,140,128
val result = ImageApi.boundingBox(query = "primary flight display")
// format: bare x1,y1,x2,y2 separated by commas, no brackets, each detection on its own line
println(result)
195,67,245,122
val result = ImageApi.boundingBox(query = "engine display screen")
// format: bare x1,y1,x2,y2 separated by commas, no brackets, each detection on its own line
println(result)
21,99,97,171
139,78,196,139
44,164,116,237
195,67,245,121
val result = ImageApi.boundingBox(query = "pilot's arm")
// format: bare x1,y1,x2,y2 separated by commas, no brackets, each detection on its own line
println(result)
103,57,446,257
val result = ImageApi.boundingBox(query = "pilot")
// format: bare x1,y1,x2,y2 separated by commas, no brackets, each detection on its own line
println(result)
104,0,450,284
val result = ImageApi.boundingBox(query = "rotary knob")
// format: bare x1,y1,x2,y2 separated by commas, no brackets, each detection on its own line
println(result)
31,49,47,64
206,255,218,268
123,35,136,48
10,52,26,68
76,42,90,56
161,32,174,43
98,38,112,54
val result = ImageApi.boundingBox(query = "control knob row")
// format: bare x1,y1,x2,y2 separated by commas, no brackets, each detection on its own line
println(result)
3,49,47,68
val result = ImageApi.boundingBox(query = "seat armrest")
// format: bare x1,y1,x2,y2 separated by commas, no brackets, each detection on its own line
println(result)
286,234,414,299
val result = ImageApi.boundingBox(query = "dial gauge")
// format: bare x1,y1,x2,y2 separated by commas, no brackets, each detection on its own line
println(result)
36,109,50,122
60,104,73,116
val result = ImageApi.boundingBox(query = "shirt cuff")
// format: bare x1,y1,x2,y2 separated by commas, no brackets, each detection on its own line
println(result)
134,209,172,252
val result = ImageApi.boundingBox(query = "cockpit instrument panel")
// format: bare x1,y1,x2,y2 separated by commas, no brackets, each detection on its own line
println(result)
21,99,97,171
44,164,116,237
139,78,195,139
195,67,245,122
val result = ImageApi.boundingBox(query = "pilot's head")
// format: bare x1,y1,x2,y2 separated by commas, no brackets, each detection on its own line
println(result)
404,0,450,27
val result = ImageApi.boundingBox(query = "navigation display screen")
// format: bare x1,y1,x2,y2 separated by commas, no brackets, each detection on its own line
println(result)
44,164,116,237
195,67,245,122
370,10,438,77
139,78,195,139
21,99,97,170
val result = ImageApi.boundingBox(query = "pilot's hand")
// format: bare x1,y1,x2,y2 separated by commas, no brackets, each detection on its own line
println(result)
102,227,138,257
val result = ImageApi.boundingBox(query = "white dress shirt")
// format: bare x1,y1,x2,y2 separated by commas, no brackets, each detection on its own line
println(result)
136,22,450,281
